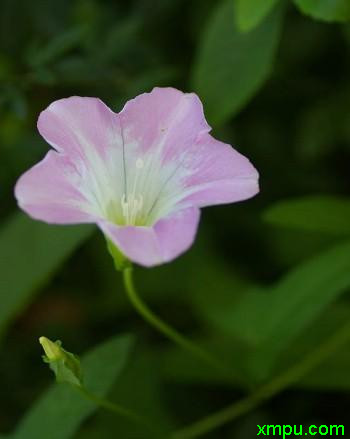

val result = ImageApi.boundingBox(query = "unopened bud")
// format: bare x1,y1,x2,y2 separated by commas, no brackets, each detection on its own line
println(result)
39,336,63,361
39,336,83,387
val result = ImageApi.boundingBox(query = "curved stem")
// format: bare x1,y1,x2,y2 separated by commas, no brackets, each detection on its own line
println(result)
171,320,350,439
122,267,230,377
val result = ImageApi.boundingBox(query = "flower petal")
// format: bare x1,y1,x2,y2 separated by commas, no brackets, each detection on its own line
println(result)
98,207,200,267
37,96,121,162
153,207,201,262
14,151,96,224
119,87,210,161
180,133,259,207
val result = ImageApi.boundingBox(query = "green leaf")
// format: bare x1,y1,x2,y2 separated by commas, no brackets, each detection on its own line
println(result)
190,240,350,379
294,0,350,22
191,0,283,126
263,195,350,235
176,240,350,385
221,241,350,354
234,0,280,32
12,334,134,439
0,213,93,340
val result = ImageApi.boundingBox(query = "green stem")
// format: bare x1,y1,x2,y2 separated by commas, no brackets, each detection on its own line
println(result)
172,320,350,439
76,385,151,428
122,267,230,377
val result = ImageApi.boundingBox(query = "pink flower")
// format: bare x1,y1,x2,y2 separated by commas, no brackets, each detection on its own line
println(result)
15,87,259,267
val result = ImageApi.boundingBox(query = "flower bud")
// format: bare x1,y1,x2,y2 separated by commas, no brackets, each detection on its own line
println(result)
39,336,83,387
39,336,63,361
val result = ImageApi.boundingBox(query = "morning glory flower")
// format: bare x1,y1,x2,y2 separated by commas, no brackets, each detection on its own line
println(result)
15,87,259,267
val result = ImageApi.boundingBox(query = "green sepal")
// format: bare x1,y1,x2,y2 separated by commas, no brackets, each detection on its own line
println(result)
49,357,82,387
106,238,131,271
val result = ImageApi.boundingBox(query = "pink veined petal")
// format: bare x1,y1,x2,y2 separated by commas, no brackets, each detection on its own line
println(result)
37,96,121,163
14,151,96,224
119,87,210,162
180,133,259,207
98,207,200,267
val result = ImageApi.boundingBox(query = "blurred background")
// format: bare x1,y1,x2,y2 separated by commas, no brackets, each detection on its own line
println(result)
1,0,350,438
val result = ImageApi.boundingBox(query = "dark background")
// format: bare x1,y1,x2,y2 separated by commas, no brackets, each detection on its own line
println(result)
1,0,350,438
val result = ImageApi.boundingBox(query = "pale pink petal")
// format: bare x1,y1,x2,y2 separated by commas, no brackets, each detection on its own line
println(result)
180,133,259,207
37,96,121,162
98,207,200,267
14,151,96,224
153,207,201,262
119,87,210,161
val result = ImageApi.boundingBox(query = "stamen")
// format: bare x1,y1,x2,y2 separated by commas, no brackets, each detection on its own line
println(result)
120,158,145,225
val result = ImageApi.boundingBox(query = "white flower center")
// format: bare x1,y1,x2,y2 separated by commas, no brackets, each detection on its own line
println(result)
83,145,191,228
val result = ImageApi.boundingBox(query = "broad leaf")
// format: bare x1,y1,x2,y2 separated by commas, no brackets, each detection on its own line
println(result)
191,0,283,126
294,0,350,22
192,241,350,358
0,213,93,340
263,195,350,235
221,241,350,352
235,0,280,32
12,334,134,439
